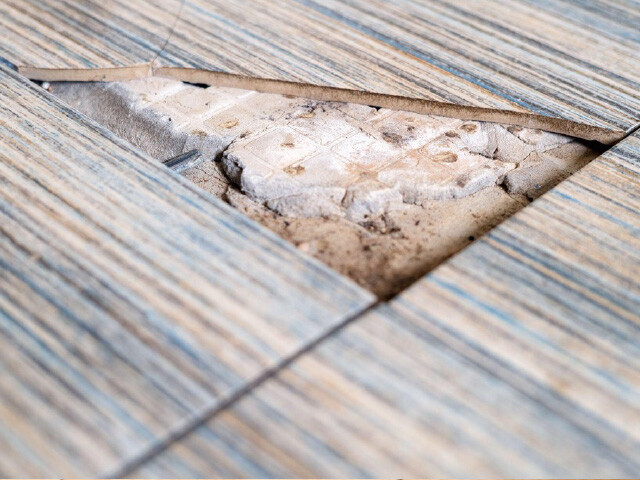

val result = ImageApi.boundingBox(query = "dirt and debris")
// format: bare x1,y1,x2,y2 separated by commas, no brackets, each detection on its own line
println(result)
50,78,600,298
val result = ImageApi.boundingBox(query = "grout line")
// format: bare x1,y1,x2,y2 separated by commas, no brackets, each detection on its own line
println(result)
152,68,625,145
148,0,187,73
105,299,380,478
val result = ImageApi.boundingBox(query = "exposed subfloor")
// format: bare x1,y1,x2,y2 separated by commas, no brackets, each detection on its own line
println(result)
49,78,600,298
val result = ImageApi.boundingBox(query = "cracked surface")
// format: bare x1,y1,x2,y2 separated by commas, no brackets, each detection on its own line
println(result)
50,78,599,297
223,106,579,222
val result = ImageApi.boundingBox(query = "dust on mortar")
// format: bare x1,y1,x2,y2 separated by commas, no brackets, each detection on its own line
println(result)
49,78,602,298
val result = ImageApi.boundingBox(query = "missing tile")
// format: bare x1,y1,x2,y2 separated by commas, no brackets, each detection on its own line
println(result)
49,77,602,298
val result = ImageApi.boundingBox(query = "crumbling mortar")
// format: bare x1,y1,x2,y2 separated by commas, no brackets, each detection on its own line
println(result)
49,77,596,225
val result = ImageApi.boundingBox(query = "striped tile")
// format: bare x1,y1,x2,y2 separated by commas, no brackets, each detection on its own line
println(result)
131,131,640,477
0,64,373,476
2,0,639,141
153,0,640,141
0,0,181,78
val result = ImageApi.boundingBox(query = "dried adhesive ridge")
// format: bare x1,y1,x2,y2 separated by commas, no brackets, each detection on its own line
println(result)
49,78,598,297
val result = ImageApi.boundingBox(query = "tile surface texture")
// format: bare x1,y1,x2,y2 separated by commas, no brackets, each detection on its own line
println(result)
0,0,181,77
0,1,639,477
131,130,640,477
3,0,640,141
0,64,373,477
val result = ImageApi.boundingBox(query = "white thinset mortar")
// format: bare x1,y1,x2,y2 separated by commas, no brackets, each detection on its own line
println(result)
51,77,579,223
